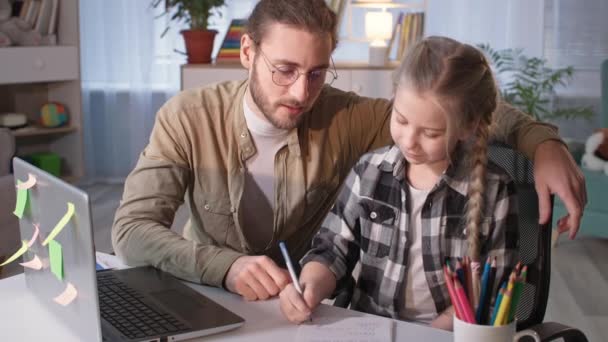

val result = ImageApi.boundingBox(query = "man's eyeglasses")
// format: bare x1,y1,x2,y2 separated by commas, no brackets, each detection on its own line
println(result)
256,47,338,89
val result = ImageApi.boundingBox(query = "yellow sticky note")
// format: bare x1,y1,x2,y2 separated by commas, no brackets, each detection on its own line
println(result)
42,202,75,246
0,240,28,266
49,240,63,280
13,184,28,219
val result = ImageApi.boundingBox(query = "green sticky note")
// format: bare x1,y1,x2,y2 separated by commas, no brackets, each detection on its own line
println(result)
13,186,28,219
49,240,63,280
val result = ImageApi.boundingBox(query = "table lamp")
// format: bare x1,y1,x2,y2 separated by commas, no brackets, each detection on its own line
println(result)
365,11,393,66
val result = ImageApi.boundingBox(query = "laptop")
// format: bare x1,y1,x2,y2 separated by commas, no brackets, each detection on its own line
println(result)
13,157,245,341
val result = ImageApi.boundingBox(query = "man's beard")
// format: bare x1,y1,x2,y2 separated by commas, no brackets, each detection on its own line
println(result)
249,61,307,130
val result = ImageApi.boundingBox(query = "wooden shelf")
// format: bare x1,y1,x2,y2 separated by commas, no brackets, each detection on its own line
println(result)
12,126,77,138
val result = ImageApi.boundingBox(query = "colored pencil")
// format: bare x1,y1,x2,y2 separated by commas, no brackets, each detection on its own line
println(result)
494,289,512,326
465,257,475,308
454,275,476,324
490,283,507,325
444,265,464,320
508,278,524,323
476,257,492,323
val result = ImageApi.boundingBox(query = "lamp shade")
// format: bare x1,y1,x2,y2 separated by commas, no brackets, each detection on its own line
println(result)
365,11,393,41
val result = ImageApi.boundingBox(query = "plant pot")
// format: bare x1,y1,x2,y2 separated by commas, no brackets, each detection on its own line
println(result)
181,29,217,64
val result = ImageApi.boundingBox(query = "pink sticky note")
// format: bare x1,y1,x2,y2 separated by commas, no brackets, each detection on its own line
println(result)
20,255,42,270
16,174,37,190
53,282,77,306
27,224,40,248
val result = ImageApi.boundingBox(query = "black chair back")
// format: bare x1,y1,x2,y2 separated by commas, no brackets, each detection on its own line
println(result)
487,143,552,330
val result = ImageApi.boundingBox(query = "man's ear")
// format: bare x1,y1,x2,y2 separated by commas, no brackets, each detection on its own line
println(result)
240,34,255,70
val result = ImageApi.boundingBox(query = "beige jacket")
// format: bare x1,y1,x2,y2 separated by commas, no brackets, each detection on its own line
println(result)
112,80,559,287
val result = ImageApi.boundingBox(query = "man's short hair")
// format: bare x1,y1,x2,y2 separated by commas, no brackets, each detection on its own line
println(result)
246,0,338,50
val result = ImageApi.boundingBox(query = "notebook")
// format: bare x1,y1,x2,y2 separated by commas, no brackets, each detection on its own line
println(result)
13,157,245,341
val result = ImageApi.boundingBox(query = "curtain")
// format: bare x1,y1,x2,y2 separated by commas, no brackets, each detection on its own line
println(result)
425,0,545,57
79,0,257,182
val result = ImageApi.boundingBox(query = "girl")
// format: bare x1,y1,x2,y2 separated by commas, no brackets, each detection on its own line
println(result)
278,36,519,330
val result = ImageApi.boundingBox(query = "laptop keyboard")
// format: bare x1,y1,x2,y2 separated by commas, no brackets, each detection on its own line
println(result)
97,272,190,340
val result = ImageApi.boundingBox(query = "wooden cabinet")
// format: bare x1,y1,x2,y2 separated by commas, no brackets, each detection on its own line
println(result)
0,0,84,181
181,62,396,99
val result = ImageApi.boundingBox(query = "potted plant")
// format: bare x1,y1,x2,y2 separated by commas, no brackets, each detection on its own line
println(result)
479,44,594,163
479,44,594,122
153,0,226,64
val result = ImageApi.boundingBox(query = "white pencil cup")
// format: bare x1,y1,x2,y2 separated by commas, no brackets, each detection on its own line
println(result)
453,316,540,342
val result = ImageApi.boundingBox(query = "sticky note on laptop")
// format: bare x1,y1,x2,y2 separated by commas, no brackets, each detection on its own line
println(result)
49,240,63,280
13,185,28,219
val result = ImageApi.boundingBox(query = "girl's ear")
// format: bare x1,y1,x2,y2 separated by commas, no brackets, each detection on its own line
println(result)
240,34,255,69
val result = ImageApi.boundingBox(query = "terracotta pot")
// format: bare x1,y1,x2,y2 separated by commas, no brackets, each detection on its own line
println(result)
181,29,217,64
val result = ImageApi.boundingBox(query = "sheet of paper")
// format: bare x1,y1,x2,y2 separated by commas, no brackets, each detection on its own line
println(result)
13,183,28,219
42,202,75,246
20,254,43,270
16,173,37,190
0,240,28,266
53,282,77,306
95,251,127,270
27,223,40,248
296,315,393,342
49,240,63,280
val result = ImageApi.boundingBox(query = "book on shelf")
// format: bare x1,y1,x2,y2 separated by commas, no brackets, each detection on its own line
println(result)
46,0,59,35
19,0,31,20
215,19,247,64
390,11,425,62
34,0,53,35
386,12,404,60
25,0,40,27
326,0,347,29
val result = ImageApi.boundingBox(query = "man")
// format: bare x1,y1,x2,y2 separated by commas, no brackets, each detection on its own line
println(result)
112,0,586,301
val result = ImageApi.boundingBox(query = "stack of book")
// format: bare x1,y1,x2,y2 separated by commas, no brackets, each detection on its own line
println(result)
18,0,59,38
215,19,247,64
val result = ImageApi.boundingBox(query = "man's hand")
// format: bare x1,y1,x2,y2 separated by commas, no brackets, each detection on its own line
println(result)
534,140,587,239
224,255,291,301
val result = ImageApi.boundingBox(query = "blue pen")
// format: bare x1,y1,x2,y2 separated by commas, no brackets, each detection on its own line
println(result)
279,241,303,294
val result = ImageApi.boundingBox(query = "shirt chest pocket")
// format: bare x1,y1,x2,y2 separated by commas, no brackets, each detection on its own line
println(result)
195,193,236,245
359,199,398,258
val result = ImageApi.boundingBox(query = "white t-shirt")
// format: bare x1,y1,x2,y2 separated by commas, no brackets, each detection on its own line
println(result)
240,99,289,251
399,183,437,323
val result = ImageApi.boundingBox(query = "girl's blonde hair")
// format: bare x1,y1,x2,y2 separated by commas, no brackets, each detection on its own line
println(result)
394,36,498,262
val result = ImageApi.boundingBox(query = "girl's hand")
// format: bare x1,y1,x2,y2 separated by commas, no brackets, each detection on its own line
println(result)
430,306,455,331
279,282,323,324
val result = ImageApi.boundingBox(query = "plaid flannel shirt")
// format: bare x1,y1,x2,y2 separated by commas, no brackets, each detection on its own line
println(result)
301,144,519,321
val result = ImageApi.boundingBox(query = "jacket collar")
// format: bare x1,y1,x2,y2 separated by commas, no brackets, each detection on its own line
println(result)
377,144,471,196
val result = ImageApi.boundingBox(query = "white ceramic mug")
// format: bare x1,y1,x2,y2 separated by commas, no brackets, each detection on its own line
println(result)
453,316,540,342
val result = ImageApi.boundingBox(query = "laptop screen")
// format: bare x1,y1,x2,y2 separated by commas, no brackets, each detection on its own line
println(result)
13,157,103,342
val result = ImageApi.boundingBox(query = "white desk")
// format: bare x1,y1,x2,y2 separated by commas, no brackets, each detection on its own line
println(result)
0,274,452,341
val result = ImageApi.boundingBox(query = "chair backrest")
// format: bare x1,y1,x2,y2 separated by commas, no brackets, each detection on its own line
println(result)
333,143,553,331
487,143,552,330
0,128,16,176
